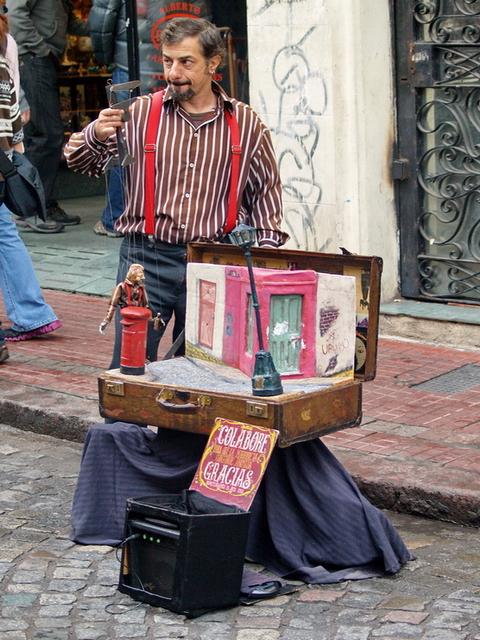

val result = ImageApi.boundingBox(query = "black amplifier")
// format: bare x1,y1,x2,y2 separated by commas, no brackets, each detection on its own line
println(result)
118,491,250,618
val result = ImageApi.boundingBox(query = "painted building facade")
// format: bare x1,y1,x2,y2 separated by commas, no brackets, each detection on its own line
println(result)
246,0,399,301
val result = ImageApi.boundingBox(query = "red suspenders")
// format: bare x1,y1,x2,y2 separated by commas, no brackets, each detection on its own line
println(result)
143,90,241,237
143,91,164,237
223,107,241,234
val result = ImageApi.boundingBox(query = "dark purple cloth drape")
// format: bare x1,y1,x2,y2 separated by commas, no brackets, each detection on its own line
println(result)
70,422,413,584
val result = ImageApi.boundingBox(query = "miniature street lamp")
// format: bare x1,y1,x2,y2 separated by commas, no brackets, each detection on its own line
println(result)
229,223,283,397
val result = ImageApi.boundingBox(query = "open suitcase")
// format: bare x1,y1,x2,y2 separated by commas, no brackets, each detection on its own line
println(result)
98,243,382,447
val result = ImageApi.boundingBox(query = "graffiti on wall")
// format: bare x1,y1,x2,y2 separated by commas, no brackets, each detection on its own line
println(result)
256,0,307,15
255,10,330,251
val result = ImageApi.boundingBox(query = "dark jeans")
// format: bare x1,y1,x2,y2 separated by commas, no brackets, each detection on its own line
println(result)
109,235,187,369
101,166,125,232
19,53,64,209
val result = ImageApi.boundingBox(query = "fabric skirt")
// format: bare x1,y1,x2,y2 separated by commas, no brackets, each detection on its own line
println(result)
70,422,413,584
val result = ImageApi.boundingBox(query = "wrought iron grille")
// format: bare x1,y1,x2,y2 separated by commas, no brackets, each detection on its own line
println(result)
412,0,480,299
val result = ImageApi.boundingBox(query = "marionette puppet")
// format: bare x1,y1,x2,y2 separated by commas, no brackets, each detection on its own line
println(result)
99,263,163,334
99,263,163,375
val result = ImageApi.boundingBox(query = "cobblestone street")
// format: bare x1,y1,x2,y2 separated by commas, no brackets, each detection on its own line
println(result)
2,423,480,640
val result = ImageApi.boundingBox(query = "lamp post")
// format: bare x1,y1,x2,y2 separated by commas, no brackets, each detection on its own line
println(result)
229,223,283,397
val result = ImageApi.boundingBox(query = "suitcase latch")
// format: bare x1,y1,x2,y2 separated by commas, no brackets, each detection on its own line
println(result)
246,400,269,419
105,381,125,396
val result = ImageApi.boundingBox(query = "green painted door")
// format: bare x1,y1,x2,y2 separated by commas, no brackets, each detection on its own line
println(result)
269,294,303,374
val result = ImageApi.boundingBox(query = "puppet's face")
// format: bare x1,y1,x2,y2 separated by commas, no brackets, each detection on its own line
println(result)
127,264,145,284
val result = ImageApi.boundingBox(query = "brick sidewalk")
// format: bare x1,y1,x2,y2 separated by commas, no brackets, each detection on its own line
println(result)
0,290,172,397
1,291,113,397
2,289,480,525
324,339,480,475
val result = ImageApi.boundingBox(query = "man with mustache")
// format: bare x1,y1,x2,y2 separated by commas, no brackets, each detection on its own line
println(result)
65,16,287,367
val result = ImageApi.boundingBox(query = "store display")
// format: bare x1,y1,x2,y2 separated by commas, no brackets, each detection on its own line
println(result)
59,0,111,139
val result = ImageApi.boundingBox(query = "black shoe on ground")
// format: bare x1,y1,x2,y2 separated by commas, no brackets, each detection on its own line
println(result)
0,343,9,364
47,206,81,226
15,216,64,234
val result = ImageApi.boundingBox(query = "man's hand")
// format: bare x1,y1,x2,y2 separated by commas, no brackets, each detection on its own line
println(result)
99,321,109,335
94,108,125,142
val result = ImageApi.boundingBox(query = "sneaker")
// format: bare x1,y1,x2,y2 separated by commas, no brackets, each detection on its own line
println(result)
4,319,62,342
0,343,9,364
15,216,64,233
93,220,124,238
47,206,81,226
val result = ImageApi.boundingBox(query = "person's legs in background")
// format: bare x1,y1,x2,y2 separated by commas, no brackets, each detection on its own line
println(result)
0,202,62,340
19,53,80,227
94,67,129,238
94,165,125,237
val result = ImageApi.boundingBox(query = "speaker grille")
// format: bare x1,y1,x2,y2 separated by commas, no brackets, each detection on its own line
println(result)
128,520,180,599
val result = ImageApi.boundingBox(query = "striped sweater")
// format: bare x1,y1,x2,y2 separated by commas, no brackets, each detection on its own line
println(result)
0,54,22,155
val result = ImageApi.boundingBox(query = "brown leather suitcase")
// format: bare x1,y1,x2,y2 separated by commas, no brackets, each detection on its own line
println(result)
98,243,382,447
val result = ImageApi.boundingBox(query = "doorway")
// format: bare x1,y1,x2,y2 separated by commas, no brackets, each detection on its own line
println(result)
393,0,480,302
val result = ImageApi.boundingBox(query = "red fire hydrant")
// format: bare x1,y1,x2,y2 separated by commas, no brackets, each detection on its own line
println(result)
120,306,152,375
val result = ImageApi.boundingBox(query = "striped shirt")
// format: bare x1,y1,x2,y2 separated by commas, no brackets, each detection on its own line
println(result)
64,83,288,247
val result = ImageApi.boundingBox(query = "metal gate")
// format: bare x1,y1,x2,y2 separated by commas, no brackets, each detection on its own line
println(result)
394,0,480,302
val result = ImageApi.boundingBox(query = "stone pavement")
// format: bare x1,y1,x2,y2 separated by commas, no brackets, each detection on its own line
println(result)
2,421,480,640
18,195,121,298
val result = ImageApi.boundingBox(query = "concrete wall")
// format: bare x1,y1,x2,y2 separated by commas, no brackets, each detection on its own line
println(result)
247,0,399,301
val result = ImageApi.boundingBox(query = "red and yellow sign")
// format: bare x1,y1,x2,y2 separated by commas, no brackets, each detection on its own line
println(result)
190,418,278,511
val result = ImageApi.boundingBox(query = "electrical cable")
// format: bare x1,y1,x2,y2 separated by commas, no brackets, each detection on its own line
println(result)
105,533,151,614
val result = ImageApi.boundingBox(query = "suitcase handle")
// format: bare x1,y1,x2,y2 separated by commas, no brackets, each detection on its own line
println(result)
155,390,211,414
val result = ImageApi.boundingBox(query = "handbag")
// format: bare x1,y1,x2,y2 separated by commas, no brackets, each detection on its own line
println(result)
0,148,46,219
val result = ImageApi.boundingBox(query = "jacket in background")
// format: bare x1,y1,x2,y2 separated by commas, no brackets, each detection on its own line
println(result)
88,0,211,93
8,0,89,58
